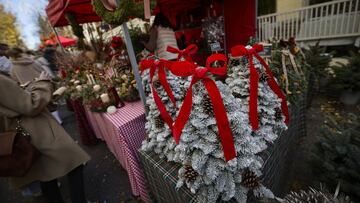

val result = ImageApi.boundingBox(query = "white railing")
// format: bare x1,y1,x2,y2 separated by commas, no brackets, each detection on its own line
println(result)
257,0,360,42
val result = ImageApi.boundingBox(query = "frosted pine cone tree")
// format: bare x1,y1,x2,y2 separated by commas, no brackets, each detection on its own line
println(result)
173,80,275,203
140,60,188,161
225,45,288,146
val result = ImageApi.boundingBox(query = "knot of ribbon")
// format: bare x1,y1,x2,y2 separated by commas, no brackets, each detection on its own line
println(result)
139,59,176,130
170,54,236,161
231,44,290,130
167,44,198,62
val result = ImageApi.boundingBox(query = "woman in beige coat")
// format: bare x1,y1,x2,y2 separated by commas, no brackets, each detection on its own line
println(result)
8,47,44,84
8,47,63,124
0,71,90,203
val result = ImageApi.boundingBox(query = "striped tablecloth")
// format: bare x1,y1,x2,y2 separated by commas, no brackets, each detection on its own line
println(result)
85,101,150,202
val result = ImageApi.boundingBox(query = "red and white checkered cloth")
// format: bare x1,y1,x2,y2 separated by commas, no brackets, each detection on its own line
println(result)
85,101,150,202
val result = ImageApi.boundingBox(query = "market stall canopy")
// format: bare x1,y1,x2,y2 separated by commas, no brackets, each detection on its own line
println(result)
45,36,77,47
46,0,102,27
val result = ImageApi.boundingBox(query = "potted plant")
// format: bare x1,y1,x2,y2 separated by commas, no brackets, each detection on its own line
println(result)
329,51,360,106
305,42,332,89
310,112,360,200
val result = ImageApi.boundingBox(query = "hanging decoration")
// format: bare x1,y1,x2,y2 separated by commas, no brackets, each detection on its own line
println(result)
92,0,156,25
65,12,85,48
231,44,290,130
99,0,120,11
169,54,237,161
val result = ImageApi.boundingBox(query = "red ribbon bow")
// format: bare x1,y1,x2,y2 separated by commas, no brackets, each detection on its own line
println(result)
167,44,198,62
231,44,290,130
140,59,176,130
170,54,236,161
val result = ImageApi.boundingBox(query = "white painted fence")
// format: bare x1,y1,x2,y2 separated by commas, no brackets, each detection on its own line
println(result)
257,0,360,42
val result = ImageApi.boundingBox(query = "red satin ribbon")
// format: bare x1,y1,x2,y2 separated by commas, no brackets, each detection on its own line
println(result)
167,44,198,62
139,59,176,130
170,54,236,161
231,44,290,130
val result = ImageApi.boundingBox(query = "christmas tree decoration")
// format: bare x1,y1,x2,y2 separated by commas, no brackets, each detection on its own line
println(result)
169,54,236,161
166,44,198,62
241,170,260,190
140,57,185,160
154,116,164,129
259,69,270,83
227,44,289,131
270,39,308,104
141,48,279,202
184,165,198,182
139,59,176,130
202,95,213,116
229,57,240,68
169,54,275,203
153,79,162,89
274,108,283,122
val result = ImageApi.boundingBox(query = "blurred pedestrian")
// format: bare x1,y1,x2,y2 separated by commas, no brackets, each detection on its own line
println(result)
8,47,62,124
8,47,43,84
0,71,90,203
143,12,179,60
43,45,58,73
0,43,11,76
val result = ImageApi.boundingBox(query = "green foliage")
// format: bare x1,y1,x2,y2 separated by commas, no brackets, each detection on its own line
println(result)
65,12,85,49
329,51,360,92
128,24,148,55
305,42,332,78
310,112,360,199
0,5,23,47
65,12,84,38
92,0,156,25
258,0,276,16
37,15,52,37
282,186,354,203
270,43,308,104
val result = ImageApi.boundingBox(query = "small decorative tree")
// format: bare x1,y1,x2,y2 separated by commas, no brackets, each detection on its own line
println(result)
140,59,184,160
168,56,276,203
226,44,288,142
329,51,360,93
310,112,360,200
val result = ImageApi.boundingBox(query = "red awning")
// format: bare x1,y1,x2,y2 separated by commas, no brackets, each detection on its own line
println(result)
45,36,77,47
46,0,102,27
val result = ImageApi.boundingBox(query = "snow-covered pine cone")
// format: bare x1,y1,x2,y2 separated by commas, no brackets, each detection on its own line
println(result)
242,170,260,190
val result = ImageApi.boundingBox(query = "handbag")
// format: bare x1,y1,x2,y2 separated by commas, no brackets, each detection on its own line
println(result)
0,119,40,177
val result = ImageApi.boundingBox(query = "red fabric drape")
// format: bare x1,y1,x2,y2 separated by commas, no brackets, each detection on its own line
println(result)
224,0,256,51
70,99,98,145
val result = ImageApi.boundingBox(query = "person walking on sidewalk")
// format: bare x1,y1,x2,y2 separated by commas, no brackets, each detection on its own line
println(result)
7,47,63,124
0,71,90,203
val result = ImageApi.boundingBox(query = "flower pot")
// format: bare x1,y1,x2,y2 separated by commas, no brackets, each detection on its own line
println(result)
339,90,360,106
